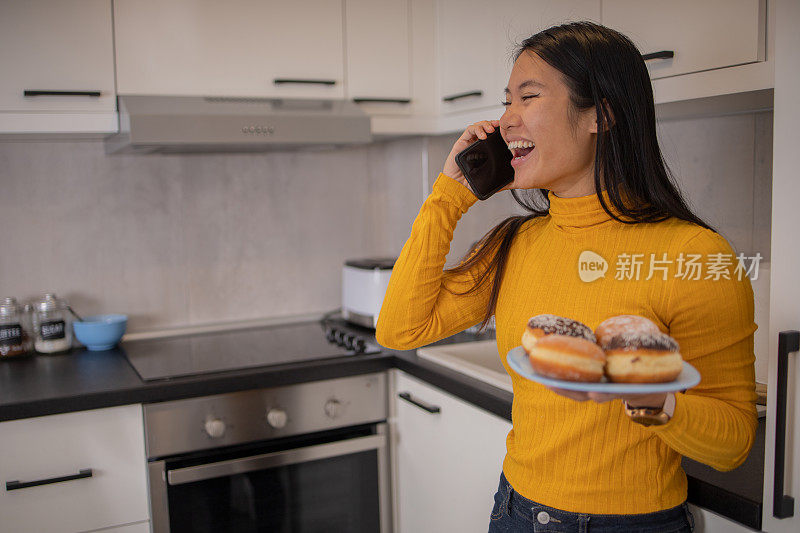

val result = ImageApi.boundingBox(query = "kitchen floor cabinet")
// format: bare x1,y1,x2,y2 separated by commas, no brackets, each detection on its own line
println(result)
392,370,512,533
0,0,117,133
0,404,149,533
114,0,345,99
688,504,757,532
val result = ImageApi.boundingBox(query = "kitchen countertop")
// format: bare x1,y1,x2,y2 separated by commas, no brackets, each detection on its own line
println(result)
0,320,764,530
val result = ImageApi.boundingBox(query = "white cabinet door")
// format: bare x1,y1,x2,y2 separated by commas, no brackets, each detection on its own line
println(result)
603,0,766,80
0,405,149,533
0,0,116,113
687,505,755,532
82,521,151,533
437,0,499,113
346,0,412,116
114,0,344,99
494,1,600,104
393,371,512,533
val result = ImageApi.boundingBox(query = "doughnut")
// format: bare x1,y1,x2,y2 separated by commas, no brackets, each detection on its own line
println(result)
595,315,660,348
603,331,683,383
522,314,595,354
528,334,606,382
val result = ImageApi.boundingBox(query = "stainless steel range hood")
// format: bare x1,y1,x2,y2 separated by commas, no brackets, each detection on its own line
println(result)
105,95,372,154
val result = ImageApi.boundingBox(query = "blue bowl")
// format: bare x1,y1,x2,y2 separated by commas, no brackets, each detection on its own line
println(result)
73,314,128,351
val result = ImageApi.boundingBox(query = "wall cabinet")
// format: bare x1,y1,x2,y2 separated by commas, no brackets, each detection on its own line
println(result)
392,370,512,533
0,0,117,133
114,0,345,99
0,404,149,533
603,0,765,81
346,0,413,116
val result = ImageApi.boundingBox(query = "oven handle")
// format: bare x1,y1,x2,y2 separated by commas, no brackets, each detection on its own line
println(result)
167,434,385,486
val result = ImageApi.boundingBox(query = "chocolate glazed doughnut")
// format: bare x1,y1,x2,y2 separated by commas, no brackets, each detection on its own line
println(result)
603,331,683,383
521,314,596,354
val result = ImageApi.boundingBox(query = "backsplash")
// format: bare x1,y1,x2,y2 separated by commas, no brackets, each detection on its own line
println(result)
0,111,772,333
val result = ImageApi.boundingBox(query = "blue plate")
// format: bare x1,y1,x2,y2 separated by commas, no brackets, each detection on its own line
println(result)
506,346,701,393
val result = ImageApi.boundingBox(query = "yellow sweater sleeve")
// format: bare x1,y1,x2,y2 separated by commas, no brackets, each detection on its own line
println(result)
376,173,495,350
650,228,758,471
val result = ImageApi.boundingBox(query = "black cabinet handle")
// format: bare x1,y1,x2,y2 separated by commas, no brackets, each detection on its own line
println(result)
442,90,483,103
273,78,337,86
398,392,441,414
773,331,797,518
24,90,102,97
353,98,411,104
6,468,93,491
642,51,674,61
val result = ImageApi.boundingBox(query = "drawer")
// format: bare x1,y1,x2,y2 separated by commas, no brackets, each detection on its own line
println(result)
0,405,149,533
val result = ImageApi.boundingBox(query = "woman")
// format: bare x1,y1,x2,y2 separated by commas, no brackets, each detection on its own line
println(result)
376,22,757,532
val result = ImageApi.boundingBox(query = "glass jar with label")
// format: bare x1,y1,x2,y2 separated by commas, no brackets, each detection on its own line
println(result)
31,293,73,354
0,297,33,358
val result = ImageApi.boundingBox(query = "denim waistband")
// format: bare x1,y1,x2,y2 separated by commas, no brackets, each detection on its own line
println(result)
497,472,694,532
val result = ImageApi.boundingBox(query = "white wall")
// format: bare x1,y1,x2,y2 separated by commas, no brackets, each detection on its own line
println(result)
0,111,771,333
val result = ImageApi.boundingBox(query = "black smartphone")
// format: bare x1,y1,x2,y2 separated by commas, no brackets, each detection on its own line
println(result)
454,129,514,200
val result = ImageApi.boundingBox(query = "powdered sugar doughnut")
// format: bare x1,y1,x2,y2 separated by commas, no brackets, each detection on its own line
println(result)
521,314,595,354
595,315,660,349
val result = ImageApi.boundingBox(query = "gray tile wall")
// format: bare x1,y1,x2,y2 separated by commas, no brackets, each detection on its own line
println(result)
0,111,772,333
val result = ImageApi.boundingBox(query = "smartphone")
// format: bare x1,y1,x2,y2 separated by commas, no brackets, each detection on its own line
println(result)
454,129,514,200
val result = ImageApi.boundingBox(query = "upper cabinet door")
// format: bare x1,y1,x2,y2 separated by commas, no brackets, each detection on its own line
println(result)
603,0,766,80
346,0,412,114
0,0,116,112
114,0,344,99
494,1,600,99
437,0,498,113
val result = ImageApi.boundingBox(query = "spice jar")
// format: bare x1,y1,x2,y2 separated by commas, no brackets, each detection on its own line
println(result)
0,297,33,358
31,293,73,354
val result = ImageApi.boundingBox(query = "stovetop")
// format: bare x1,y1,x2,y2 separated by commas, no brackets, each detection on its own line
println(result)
123,320,381,381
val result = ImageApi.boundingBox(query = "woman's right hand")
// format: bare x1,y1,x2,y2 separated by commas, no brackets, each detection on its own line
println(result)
442,120,501,190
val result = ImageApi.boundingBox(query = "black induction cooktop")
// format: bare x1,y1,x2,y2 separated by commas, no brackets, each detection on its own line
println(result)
123,320,381,381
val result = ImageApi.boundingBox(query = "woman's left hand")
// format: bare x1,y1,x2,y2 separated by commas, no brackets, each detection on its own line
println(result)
546,387,667,408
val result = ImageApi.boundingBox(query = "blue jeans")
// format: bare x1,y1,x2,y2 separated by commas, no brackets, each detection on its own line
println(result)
488,472,695,533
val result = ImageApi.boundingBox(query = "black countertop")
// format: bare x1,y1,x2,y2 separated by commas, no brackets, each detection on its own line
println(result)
0,321,764,530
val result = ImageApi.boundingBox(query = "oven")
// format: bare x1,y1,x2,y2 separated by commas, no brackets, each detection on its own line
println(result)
145,373,391,532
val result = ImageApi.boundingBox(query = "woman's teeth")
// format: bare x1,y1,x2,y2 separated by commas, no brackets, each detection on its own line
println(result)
507,140,535,160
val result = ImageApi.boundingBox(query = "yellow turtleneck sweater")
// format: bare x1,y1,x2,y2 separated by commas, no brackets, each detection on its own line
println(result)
376,173,757,514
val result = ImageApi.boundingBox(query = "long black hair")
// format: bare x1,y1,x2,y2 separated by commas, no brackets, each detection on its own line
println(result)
445,21,713,330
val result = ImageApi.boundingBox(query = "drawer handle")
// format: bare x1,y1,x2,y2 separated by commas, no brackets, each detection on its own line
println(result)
398,392,441,414
24,90,102,97
773,331,797,518
353,97,411,104
642,51,674,61
6,468,93,491
273,78,337,86
442,90,483,103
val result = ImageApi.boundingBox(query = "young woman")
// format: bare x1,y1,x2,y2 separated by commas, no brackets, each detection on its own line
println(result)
376,22,757,532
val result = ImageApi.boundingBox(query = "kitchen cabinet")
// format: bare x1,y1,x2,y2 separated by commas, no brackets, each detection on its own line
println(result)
346,0,413,117
392,370,512,533
0,404,149,533
760,1,800,531
0,0,117,134
114,0,345,99
603,0,765,81
688,504,757,532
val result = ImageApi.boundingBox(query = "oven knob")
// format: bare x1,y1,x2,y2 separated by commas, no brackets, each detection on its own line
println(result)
324,399,342,419
325,327,336,343
344,334,356,350
266,408,288,428
204,418,226,439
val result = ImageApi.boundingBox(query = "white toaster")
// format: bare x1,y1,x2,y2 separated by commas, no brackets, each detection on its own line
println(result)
341,258,396,328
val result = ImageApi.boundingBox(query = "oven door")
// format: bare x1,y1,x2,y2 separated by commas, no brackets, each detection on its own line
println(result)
149,423,391,533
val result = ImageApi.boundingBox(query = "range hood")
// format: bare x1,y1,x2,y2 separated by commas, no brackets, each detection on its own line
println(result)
105,95,372,154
